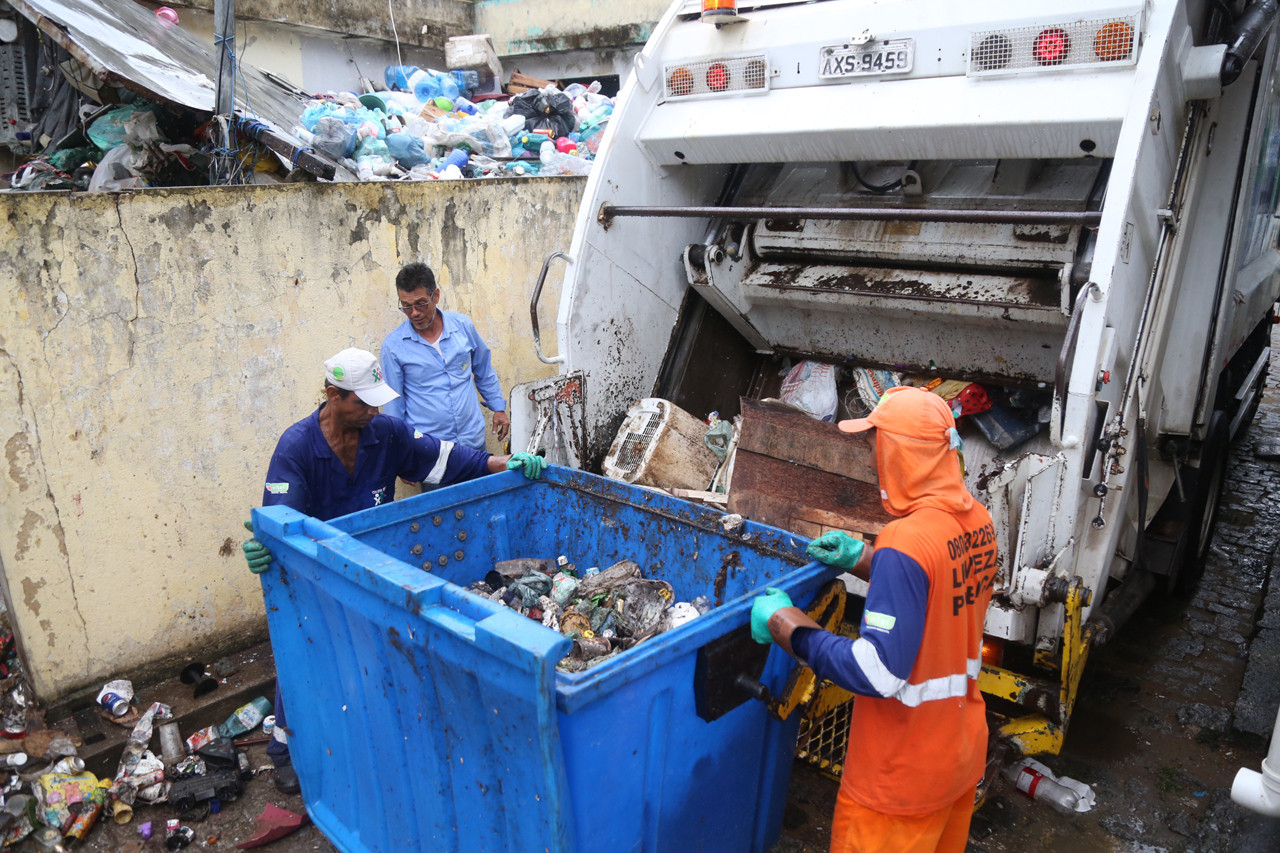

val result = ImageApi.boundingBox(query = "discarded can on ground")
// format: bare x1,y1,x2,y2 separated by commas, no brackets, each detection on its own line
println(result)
236,750,252,781
97,692,129,716
261,715,275,738
158,722,185,767
0,752,27,768
95,679,134,716
50,757,83,774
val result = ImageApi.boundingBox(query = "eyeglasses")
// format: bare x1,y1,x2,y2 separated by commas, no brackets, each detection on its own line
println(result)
398,297,435,314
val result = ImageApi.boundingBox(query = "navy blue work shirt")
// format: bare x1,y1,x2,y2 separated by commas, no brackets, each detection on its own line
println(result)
261,405,492,521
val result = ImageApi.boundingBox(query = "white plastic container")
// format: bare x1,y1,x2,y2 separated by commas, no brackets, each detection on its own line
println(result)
602,399,719,490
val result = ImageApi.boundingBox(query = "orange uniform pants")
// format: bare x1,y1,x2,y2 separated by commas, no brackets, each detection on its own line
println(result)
829,784,976,853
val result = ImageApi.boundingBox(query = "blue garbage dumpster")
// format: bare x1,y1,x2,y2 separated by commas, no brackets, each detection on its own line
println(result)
252,467,836,853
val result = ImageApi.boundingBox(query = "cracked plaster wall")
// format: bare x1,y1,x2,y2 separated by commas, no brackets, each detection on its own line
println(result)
475,0,667,56
163,0,473,50
0,178,581,702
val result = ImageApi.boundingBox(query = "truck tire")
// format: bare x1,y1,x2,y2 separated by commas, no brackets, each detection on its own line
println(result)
1174,412,1229,595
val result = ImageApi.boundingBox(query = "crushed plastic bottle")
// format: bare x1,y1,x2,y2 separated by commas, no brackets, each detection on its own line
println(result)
217,697,272,739
1003,761,1080,815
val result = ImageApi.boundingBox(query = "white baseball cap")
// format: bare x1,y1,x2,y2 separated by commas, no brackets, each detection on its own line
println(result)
323,348,399,408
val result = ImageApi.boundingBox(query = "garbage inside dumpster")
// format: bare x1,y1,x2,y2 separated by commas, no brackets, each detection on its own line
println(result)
252,466,838,852
471,556,707,672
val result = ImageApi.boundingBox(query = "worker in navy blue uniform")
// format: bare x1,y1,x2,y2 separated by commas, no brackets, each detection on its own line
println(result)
242,347,546,794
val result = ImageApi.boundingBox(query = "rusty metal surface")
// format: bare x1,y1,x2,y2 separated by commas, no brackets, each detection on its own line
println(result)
750,261,1062,310
600,203,1104,227
7,0,314,146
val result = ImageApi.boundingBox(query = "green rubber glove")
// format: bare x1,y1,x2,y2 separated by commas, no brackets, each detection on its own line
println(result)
241,519,272,575
507,452,547,480
806,531,865,570
750,588,793,645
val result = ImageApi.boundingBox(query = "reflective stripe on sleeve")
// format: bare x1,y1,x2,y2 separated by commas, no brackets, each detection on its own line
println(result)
852,637,906,698
424,440,455,485
854,641,983,707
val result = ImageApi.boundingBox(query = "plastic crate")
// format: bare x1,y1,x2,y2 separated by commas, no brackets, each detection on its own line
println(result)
253,466,836,853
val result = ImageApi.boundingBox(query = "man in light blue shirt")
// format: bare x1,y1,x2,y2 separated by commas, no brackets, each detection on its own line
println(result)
380,262,509,452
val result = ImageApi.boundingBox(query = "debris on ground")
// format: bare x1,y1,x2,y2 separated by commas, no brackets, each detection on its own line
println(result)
234,803,309,849
470,558,715,672
0,605,283,849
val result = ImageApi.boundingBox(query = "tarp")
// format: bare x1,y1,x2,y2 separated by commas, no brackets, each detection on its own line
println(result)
6,0,328,169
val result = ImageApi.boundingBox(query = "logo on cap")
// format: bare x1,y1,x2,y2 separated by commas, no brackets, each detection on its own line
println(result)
331,365,346,380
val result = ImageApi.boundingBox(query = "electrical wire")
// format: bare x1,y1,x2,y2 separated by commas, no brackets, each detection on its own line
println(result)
388,0,404,73
850,160,917,194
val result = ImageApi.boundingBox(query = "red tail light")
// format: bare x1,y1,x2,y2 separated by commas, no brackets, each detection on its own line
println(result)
1033,28,1071,65
706,63,730,92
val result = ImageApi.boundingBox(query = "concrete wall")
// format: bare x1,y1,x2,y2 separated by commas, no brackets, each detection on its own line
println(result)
163,0,473,50
0,177,584,702
170,7,441,95
475,0,668,56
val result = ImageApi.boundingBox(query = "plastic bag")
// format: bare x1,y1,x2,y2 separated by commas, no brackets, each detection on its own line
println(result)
87,103,156,151
87,145,145,192
311,115,356,159
123,110,163,147
704,420,734,461
385,132,428,168
506,88,575,138
780,361,839,422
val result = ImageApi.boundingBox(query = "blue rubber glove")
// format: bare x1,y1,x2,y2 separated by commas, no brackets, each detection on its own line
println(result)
507,452,546,480
750,588,793,644
806,531,865,570
242,519,272,574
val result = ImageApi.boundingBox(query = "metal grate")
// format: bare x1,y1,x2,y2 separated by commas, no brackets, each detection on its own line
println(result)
613,411,661,477
664,53,769,100
795,694,853,780
0,39,31,147
969,14,1140,76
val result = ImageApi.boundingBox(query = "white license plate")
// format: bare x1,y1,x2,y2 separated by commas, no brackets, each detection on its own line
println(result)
819,39,914,78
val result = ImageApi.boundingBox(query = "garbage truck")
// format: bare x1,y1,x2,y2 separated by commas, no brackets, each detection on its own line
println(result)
514,0,1280,759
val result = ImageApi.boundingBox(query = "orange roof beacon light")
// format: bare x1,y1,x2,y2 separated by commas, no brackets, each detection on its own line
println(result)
702,0,743,25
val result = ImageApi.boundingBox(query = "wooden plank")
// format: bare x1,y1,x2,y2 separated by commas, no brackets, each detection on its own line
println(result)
669,488,729,506
729,450,892,535
737,398,877,484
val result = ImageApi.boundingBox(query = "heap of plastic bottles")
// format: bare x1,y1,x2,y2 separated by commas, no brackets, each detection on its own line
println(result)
290,65,615,181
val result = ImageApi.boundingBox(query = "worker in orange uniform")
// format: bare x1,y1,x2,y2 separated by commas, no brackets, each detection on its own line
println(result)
751,386,998,853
